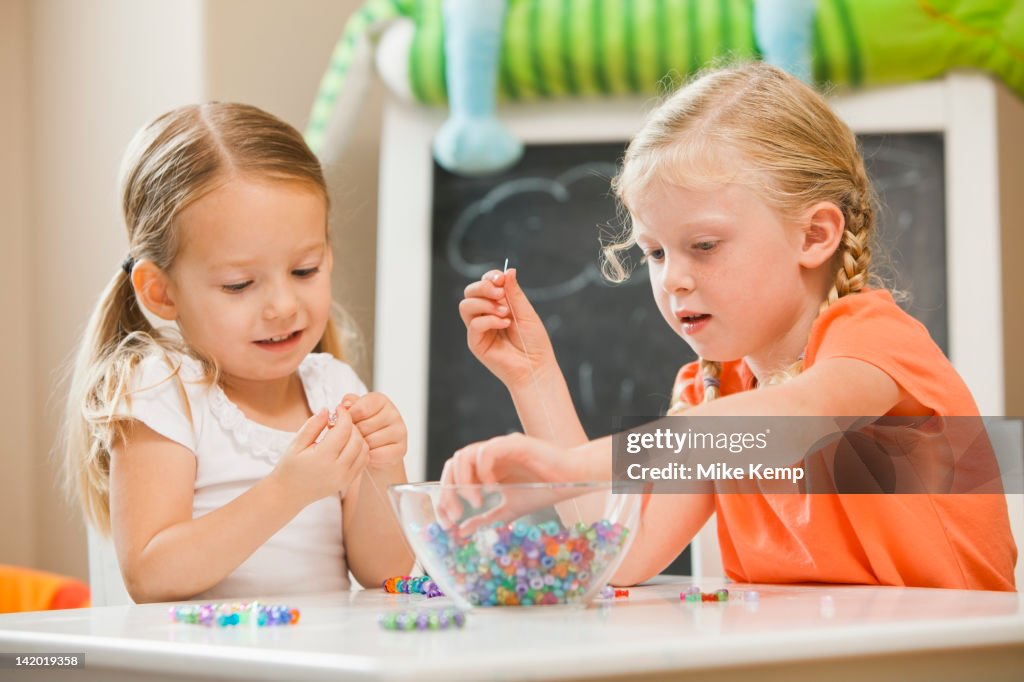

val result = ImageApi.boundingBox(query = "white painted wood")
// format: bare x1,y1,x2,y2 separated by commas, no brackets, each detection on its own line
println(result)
1,581,1021,681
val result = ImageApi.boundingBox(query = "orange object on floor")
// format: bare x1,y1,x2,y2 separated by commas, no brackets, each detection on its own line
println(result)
0,564,91,613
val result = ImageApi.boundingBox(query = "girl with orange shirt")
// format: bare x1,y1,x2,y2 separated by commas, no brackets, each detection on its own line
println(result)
447,62,1016,591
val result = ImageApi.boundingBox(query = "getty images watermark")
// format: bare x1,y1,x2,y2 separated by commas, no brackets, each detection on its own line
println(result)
611,416,1024,494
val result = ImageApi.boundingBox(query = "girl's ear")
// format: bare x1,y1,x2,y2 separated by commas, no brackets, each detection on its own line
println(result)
797,201,845,269
131,260,177,320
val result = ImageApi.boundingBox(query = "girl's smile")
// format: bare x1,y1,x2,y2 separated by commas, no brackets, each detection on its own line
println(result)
254,329,305,352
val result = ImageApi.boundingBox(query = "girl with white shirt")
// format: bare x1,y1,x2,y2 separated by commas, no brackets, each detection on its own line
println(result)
62,102,414,602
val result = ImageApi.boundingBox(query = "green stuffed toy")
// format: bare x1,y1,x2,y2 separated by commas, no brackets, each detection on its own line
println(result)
307,0,1024,175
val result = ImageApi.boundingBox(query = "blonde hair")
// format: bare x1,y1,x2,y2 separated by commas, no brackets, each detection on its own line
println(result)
62,102,360,533
604,62,881,410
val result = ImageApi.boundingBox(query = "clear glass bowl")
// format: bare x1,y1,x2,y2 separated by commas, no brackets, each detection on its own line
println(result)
388,482,640,609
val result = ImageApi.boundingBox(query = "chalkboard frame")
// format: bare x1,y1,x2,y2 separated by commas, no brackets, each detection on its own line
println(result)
373,73,1007,577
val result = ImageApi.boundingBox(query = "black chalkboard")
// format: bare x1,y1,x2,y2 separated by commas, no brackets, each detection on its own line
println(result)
426,134,947,576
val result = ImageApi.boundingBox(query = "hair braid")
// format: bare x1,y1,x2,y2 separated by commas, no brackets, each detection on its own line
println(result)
825,165,876,308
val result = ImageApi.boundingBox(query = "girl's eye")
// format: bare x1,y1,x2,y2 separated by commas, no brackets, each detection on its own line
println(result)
694,241,718,252
292,266,320,278
222,281,252,292
640,249,664,264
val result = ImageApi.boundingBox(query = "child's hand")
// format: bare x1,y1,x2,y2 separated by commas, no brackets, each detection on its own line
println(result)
459,268,555,388
342,392,408,471
436,433,585,532
272,408,369,506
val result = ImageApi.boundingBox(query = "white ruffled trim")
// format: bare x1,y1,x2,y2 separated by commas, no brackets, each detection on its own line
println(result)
206,353,337,465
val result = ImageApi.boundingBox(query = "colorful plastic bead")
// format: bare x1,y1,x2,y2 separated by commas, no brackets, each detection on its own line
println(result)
383,575,444,598
169,602,299,628
418,517,630,607
378,608,466,632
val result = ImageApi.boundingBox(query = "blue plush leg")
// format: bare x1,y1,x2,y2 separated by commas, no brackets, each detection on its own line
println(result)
433,0,523,176
754,0,817,83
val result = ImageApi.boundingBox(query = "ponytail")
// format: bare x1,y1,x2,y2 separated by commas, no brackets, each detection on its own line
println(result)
62,268,159,533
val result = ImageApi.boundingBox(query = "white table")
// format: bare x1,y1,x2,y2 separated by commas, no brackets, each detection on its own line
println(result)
0,578,1021,681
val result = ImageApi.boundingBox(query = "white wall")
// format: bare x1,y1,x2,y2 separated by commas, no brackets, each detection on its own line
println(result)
0,0,36,569
26,0,204,579
9,0,378,581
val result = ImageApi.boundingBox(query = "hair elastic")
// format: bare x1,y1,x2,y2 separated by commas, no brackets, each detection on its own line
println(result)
702,376,721,390
121,255,136,277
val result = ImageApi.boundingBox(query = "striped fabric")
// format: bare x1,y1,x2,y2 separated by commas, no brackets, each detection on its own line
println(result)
412,0,760,104
306,0,1024,151
306,0,414,151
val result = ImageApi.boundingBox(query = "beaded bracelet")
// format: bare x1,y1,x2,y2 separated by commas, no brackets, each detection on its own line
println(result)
680,587,730,603
383,575,444,598
169,602,299,627
377,608,466,632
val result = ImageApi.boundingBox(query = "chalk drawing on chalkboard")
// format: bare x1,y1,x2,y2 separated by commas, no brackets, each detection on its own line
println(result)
446,161,646,302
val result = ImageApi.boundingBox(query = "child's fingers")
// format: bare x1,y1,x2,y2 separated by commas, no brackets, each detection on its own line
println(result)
464,275,505,301
354,409,404,439
458,298,509,327
467,315,512,339
367,443,405,470
363,426,403,451
502,269,537,317
437,460,461,529
453,447,484,508
318,409,354,452
475,441,501,487
457,501,510,537
294,409,329,450
338,427,369,470
343,393,381,422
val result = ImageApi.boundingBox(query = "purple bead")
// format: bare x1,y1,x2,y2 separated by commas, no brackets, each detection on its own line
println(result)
453,611,466,627
416,613,430,630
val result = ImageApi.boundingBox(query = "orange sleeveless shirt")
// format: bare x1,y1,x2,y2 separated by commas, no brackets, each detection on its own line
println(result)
671,289,1016,590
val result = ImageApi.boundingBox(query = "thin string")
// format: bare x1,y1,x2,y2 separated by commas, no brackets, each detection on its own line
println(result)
362,468,421,575
329,413,422,579
502,260,583,525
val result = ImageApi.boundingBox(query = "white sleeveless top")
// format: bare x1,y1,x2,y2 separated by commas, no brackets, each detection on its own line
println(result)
120,351,366,599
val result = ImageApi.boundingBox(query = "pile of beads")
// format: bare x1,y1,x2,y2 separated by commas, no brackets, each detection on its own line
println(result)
419,518,630,607
383,575,443,598
377,608,466,632
169,602,299,627
680,587,729,603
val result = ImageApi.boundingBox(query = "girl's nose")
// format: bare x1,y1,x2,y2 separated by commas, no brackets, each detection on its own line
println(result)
263,283,299,319
661,257,696,294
